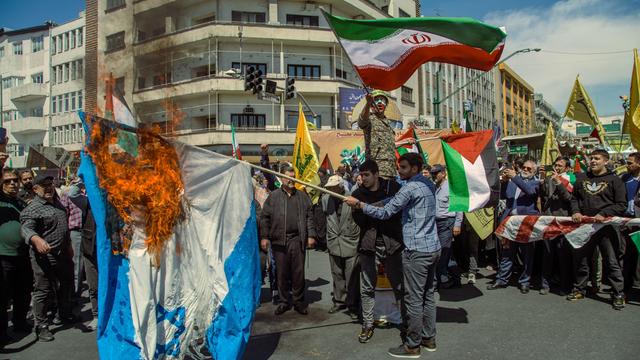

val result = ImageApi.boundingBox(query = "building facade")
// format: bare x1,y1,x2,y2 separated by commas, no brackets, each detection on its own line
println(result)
0,13,85,169
498,63,535,136
534,92,561,134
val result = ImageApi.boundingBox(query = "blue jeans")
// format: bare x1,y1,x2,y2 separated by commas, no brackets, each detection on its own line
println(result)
496,242,534,287
402,249,440,348
436,217,455,284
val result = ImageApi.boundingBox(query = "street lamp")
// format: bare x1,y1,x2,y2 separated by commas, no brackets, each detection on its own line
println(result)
433,48,541,128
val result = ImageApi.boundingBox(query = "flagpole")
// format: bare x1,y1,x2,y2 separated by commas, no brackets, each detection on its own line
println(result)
320,8,371,95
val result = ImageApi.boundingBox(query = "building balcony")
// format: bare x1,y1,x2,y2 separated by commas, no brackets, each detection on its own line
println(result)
133,0,177,14
8,117,48,135
9,83,48,102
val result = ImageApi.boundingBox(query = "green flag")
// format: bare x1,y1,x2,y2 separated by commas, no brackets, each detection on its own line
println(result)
631,231,640,253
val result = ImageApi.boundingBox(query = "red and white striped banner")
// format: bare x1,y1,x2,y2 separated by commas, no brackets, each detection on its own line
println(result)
495,216,640,249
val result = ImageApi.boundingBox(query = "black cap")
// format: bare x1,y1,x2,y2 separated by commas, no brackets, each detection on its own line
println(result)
430,164,446,174
33,174,54,186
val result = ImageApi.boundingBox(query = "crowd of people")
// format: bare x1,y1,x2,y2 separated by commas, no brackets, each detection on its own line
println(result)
1,166,97,346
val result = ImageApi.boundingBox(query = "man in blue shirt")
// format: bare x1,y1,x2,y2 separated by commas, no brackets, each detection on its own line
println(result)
621,152,640,293
345,153,440,358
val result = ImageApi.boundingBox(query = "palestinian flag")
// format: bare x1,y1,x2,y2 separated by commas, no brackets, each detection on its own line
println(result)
441,130,499,212
558,172,576,192
395,127,428,164
573,153,588,173
322,10,506,91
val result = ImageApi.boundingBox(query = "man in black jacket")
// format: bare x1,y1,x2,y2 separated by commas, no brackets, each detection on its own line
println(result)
567,149,627,310
350,160,404,344
260,167,316,316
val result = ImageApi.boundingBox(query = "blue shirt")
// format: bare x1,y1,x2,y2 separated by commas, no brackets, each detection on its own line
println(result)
362,174,440,253
622,174,639,216
435,180,463,227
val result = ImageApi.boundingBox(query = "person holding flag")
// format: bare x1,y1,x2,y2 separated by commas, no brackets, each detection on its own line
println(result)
358,91,398,180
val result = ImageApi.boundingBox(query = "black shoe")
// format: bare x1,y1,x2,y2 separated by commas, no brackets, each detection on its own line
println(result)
358,326,374,343
346,309,359,321
566,290,585,301
421,337,437,352
36,325,54,342
294,305,309,315
388,344,420,358
274,304,291,315
519,285,530,294
328,304,346,314
486,283,507,290
612,294,625,310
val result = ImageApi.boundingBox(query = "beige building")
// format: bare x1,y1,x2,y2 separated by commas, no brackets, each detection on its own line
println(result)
498,63,535,136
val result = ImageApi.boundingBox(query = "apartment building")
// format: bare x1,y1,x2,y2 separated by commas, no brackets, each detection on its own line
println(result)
498,63,535,136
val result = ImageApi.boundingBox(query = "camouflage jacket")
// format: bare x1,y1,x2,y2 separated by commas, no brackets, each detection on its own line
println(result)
358,113,397,179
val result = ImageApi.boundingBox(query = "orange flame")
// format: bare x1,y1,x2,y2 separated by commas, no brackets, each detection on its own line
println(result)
86,119,185,266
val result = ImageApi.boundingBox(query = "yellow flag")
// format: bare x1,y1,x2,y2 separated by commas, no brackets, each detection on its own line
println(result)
623,49,640,150
541,122,560,166
293,103,321,198
563,75,607,144
451,119,462,134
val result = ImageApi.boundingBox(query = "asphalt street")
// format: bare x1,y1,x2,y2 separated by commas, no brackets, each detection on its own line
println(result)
2,249,639,360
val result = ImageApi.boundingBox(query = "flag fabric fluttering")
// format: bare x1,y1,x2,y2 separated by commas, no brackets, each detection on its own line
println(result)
78,113,261,360
540,122,560,167
320,153,333,171
496,215,640,249
231,123,242,160
563,75,607,145
293,103,321,193
441,130,500,212
450,119,462,134
322,11,506,91
631,230,640,253
395,127,428,165
623,48,640,151
573,152,588,173
589,127,603,144
558,172,576,193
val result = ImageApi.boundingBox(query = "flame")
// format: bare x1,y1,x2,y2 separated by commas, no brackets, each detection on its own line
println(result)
86,119,185,266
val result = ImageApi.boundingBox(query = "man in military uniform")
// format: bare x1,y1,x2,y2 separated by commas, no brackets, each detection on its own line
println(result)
358,90,397,179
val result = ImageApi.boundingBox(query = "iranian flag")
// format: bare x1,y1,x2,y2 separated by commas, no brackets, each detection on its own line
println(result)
441,130,499,212
323,11,506,91
558,172,576,192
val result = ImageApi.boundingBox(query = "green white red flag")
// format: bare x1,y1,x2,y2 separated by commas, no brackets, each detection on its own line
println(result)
231,123,242,160
559,173,576,193
395,127,428,164
441,130,499,212
323,11,506,91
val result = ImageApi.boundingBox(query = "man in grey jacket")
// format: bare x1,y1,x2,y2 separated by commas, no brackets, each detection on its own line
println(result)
322,175,360,318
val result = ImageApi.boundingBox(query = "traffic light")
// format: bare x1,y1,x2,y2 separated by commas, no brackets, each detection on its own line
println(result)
244,66,264,94
285,77,296,100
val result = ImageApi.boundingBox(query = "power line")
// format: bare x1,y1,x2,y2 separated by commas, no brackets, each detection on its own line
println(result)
541,49,633,55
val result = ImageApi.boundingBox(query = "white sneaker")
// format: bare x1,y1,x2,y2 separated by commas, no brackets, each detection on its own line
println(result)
467,273,476,284
86,318,98,332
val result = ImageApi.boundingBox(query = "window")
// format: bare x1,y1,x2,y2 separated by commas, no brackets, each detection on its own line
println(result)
64,33,69,51
32,36,44,52
78,91,83,109
115,77,125,94
64,93,69,112
231,62,267,76
138,77,146,90
52,96,57,113
57,35,63,53
54,127,59,144
193,13,215,25
335,68,347,79
71,62,77,80
398,9,411,18
286,14,319,27
231,11,266,23
77,60,83,79
231,113,266,129
106,31,125,52
31,72,44,83
30,107,43,117
57,66,63,84
107,0,126,11
64,63,70,82
0,47,4,58
13,42,23,55
77,28,83,47
70,31,76,49
401,86,413,104
287,64,321,79
153,73,171,86
1,76,24,89
51,37,56,53
71,92,77,110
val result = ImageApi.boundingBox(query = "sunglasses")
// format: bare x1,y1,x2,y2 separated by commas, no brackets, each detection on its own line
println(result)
3,178,19,184
522,166,534,171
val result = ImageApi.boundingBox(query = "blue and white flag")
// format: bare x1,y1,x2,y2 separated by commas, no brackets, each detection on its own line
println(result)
78,113,261,360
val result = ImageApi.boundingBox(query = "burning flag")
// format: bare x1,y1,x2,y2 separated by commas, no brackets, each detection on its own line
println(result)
78,112,260,360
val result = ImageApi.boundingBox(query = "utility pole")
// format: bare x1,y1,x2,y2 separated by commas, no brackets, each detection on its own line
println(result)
433,48,541,128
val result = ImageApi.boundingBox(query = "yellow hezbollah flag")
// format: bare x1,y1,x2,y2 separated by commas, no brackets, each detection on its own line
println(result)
293,103,321,196
623,49,640,150
541,122,560,167
563,75,606,144
465,208,494,241
451,119,462,134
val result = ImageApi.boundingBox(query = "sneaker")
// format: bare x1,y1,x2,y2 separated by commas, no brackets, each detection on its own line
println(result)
36,325,54,342
566,290,585,301
294,305,309,315
612,294,625,310
519,285,530,294
328,304,346,314
486,283,507,290
346,308,360,321
86,318,98,332
421,337,437,352
539,288,549,295
358,326,374,343
387,344,421,358
467,273,476,284
274,304,291,315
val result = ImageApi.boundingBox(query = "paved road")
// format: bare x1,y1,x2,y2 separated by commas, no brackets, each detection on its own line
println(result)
3,250,640,359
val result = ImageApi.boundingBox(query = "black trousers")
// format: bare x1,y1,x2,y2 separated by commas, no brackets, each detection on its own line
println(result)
0,255,33,337
272,238,306,308
30,249,74,326
83,255,98,318
573,226,624,295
